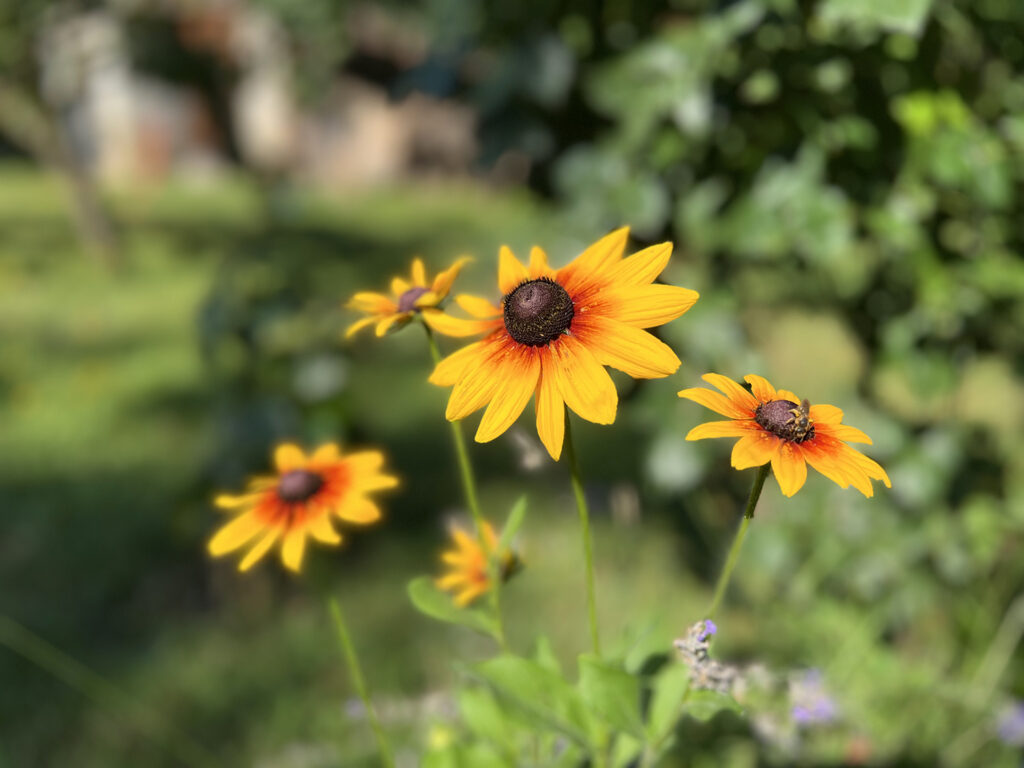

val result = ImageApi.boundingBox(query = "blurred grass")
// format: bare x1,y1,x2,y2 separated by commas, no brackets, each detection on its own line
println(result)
0,164,707,767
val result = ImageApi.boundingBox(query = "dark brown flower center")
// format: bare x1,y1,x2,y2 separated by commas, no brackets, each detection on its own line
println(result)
398,286,431,313
503,278,574,347
277,469,324,503
754,398,815,443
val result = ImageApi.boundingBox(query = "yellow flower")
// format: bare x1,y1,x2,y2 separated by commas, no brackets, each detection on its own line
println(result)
427,228,699,460
208,443,398,572
436,522,519,607
679,373,892,498
345,256,470,338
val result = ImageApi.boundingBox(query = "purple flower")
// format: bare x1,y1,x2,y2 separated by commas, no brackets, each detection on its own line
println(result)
996,701,1024,747
789,669,837,727
698,619,718,642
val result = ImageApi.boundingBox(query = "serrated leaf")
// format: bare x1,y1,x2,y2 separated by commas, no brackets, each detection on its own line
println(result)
682,689,743,723
407,576,498,638
578,655,645,739
474,655,595,747
646,663,690,741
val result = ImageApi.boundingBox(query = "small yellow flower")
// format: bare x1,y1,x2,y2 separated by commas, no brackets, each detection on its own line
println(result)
208,443,398,572
679,373,892,498
427,228,699,460
436,522,519,606
345,256,470,338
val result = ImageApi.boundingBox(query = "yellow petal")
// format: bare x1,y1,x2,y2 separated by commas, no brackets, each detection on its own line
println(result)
455,584,487,606
550,336,617,425
348,292,397,313
275,444,306,472
422,309,497,338
685,420,757,440
311,443,341,464
498,246,529,294
411,258,427,287
375,312,409,337
803,440,871,496
445,340,510,420
592,284,699,329
337,497,382,524
819,422,873,444
730,431,779,469
575,316,680,378
214,493,258,510
605,242,673,286
528,246,555,279
239,529,280,571
437,572,469,589
429,340,489,386
808,404,843,424
352,473,399,492
771,442,808,497
344,316,378,339
308,513,342,544
281,529,307,572
677,387,751,420
475,350,541,443
776,389,801,403
208,511,263,556
431,256,471,297
391,276,411,296
557,227,630,295
743,375,776,403
535,360,565,461
413,290,441,309
456,294,502,318
702,373,759,412
343,450,385,474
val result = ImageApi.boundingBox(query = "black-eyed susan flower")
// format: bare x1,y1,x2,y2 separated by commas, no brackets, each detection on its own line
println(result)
436,522,520,606
679,374,891,498
426,228,699,460
209,443,398,572
345,256,470,338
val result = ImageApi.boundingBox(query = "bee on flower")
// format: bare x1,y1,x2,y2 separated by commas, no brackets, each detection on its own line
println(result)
345,256,471,338
435,521,520,607
208,443,398,572
679,374,891,497
427,228,699,460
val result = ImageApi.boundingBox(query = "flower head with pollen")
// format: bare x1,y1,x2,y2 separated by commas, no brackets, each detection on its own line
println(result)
426,228,699,460
679,374,891,497
209,443,398,572
436,522,520,607
345,256,470,338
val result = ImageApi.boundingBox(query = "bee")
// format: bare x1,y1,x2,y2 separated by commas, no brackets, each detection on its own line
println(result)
786,398,814,442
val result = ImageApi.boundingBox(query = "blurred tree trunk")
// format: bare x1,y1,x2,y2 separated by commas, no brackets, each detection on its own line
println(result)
0,77,120,268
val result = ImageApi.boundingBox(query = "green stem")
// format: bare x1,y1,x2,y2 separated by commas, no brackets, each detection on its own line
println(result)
564,413,601,656
0,614,218,767
705,464,770,620
422,323,507,650
328,599,394,768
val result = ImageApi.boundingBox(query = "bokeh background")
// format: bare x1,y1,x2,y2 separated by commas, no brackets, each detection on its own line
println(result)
2,0,1023,766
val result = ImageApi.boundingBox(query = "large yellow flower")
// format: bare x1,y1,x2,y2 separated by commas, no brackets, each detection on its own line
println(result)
427,228,699,460
208,443,398,572
345,256,470,338
436,522,519,607
679,373,892,498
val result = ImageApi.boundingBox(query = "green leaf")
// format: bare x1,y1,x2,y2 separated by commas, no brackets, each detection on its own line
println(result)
532,635,562,676
646,663,690,741
407,576,498,638
459,686,514,748
682,689,743,723
474,655,595,747
610,733,644,768
578,655,645,739
497,495,527,553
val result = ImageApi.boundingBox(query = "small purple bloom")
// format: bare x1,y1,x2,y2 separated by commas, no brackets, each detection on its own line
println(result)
789,669,837,727
996,701,1024,747
698,619,717,641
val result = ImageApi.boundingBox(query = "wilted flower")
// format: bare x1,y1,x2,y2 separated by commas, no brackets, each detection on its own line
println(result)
208,443,397,572
345,256,470,338
674,619,737,694
679,373,891,497
789,669,838,726
428,228,698,459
